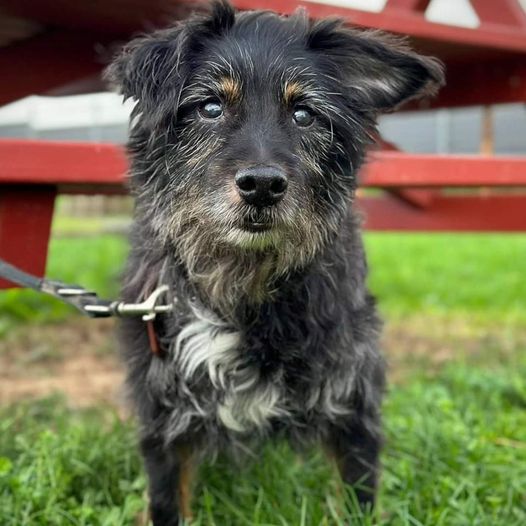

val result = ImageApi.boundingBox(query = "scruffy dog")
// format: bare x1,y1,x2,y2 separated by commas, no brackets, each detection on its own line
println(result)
107,1,443,523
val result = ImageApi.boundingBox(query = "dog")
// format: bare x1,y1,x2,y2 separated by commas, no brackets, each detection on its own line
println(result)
106,1,444,523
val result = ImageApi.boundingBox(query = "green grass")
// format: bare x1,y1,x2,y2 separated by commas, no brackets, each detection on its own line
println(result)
51,216,131,236
364,233,526,323
0,400,144,526
1,354,525,525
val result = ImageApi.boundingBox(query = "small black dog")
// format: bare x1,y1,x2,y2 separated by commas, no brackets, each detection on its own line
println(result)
107,1,443,523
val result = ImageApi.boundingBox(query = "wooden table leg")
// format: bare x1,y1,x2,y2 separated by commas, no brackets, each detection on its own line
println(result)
0,186,56,289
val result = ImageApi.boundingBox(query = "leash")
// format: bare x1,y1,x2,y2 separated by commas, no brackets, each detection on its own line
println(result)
0,257,173,355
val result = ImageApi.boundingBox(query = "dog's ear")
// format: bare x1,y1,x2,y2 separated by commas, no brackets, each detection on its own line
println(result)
104,27,186,119
105,1,236,121
204,0,236,35
308,19,445,111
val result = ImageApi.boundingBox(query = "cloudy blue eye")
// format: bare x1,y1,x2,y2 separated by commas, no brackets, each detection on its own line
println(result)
292,106,315,127
199,100,223,119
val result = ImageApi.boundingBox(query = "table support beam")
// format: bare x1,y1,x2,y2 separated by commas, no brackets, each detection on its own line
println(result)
0,187,56,288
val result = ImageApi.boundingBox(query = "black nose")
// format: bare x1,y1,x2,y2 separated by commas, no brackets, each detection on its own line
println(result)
235,166,288,207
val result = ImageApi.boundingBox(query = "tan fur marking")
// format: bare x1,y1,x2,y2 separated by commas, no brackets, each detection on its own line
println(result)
284,81,304,105
220,76,241,103
177,447,196,522
136,492,150,526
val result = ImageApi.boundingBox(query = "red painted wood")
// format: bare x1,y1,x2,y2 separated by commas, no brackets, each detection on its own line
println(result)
3,0,524,49
0,140,128,189
387,188,437,209
0,187,56,288
414,56,526,109
362,152,526,187
0,0,191,36
471,0,526,29
360,194,526,231
371,135,439,208
233,1,526,54
0,29,113,106
2,140,526,189
385,0,431,12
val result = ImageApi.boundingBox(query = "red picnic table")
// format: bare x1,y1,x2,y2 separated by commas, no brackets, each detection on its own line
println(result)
1,0,526,288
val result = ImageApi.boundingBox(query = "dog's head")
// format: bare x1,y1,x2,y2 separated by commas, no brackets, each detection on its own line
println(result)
107,0,443,286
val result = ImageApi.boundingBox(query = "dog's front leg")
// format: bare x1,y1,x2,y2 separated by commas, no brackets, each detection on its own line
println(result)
325,414,382,511
140,435,195,526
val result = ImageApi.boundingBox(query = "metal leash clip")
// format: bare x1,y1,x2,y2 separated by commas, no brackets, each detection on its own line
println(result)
83,285,174,321
0,257,173,322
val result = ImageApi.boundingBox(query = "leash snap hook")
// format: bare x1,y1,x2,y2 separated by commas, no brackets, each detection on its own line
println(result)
112,285,173,321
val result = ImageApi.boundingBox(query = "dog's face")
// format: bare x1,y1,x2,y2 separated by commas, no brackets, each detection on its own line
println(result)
108,1,443,272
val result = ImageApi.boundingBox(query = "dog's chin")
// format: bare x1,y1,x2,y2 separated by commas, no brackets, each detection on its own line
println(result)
223,223,282,251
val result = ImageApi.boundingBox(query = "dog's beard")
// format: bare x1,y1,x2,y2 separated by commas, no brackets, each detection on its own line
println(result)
148,189,340,315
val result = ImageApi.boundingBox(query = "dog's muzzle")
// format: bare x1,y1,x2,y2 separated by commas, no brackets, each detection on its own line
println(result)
235,166,288,207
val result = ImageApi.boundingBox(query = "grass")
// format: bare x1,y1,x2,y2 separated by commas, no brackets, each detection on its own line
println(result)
1,355,525,525
364,233,526,324
1,227,526,524
0,400,144,526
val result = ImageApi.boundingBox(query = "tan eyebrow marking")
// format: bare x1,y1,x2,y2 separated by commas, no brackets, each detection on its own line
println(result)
283,81,304,105
219,76,242,103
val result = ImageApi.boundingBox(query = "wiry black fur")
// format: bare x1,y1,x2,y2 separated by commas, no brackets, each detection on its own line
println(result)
106,2,444,524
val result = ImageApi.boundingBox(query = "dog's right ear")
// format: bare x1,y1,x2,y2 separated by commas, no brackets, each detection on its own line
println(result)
104,27,186,120
204,0,236,35
105,1,236,124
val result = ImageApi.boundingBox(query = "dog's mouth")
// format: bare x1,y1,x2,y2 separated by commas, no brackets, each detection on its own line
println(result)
238,207,277,233
242,221,273,233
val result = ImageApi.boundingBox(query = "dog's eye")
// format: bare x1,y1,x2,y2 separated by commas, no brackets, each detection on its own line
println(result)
199,100,223,119
292,107,315,127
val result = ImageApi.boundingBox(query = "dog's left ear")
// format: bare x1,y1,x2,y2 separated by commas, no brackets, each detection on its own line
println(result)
308,19,445,111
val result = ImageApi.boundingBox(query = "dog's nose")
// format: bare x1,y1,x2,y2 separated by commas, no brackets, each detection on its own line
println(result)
235,166,288,207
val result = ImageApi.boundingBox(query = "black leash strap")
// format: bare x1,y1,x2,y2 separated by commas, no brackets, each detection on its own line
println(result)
0,258,173,320
0,258,43,291
0,258,113,318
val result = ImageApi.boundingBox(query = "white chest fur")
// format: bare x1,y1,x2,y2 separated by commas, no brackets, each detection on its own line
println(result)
173,307,287,432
